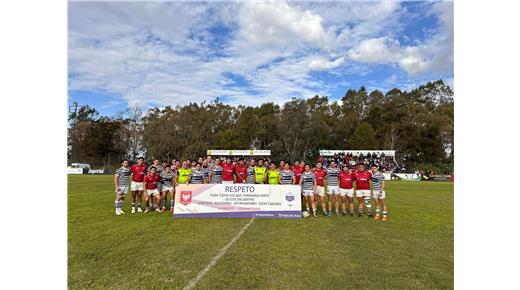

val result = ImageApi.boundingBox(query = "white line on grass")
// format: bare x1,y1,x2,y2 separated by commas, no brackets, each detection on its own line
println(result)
183,217,255,290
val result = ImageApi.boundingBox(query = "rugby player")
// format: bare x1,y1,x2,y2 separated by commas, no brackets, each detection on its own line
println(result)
176,161,191,185
354,163,373,218
114,159,131,215
279,160,285,171
313,162,327,216
234,158,247,184
189,162,205,184
201,160,211,183
325,160,341,216
246,159,256,184
254,159,267,184
339,165,356,216
208,158,223,184
130,157,147,213
221,157,236,184
292,160,304,185
160,165,176,212
148,159,162,210
279,163,295,185
266,162,280,184
143,166,161,213
371,165,388,221
300,164,317,217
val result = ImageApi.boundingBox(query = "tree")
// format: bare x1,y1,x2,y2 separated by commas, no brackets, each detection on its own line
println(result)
349,122,378,149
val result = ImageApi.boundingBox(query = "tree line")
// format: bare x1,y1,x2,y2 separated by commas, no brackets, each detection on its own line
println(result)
68,80,453,173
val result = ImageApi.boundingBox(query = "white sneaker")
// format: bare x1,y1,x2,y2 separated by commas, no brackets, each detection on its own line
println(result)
155,208,161,212
137,207,143,213
131,207,136,214
144,208,149,213
115,209,122,216
119,209,125,214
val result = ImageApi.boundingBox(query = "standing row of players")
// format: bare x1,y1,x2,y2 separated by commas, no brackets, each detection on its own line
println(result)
113,157,388,221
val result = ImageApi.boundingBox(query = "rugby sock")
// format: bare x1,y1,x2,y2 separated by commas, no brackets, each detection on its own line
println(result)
359,207,363,215
364,197,372,215
115,201,119,209
170,200,174,208
383,211,387,216
306,207,310,213
350,208,354,215
131,202,135,209
376,208,381,215
162,198,166,208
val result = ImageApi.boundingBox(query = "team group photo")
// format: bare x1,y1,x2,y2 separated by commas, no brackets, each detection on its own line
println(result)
65,1,455,289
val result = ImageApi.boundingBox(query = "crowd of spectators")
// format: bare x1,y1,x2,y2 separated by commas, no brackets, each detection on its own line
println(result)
319,152,401,173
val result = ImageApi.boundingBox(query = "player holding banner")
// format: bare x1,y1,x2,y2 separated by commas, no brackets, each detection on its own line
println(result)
246,159,256,184
234,158,247,184
221,157,235,184
279,163,295,185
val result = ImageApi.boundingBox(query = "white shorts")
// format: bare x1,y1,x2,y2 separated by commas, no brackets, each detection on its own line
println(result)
339,188,354,197
327,185,340,195
356,190,371,197
302,189,314,196
373,190,386,199
162,186,174,193
316,186,325,196
145,188,160,196
222,180,234,184
130,181,144,191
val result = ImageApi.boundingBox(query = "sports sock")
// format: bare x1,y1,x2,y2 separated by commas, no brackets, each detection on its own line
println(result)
162,198,166,208
364,197,372,215
170,200,174,208
376,209,380,215
306,207,310,212
383,211,387,216
115,200,119,209
131,202,135,209
359,207,363,215
350,208,354,214
119,200,124,208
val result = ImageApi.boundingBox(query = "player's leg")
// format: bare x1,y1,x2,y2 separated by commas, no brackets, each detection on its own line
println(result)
363,191,373,218
357,196,364,217
311,193,317,217
130,190,137,213
374,198,381,220
161,190,167,211
327,193,333,215
137,190,143,212
154,192,161,212
380,192,387,221
334,190,340,216
170,188,175,212
304,195,310,213
144,192,150,213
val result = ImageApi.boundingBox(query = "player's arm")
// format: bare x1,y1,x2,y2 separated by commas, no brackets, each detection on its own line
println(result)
278,173,282,184
114,172,119,193
292,174,295,185
381,179,385,192
208,171,212,183
313,179,317,192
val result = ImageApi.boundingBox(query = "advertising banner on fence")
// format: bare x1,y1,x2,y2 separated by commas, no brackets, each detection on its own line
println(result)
206,149,271,156
394,173,421,181
173,184,301,219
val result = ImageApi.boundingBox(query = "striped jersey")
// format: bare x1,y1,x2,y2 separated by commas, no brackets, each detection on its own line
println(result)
202,166,210,181
246,166,255,183
210,165,223,183
371,172,385,191
326,167,340,186
160,171,175,188
301,171,316,190
279,170,295,184
190,168,205,184
115,166,131,187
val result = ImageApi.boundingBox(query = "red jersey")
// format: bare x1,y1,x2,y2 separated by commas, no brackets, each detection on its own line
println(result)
292,166,304,184
339,171,355,189
130,164,147,182
144,173,160,189
222,163,235,182
313,168,326,187
354,170,372,190
234,165,247,183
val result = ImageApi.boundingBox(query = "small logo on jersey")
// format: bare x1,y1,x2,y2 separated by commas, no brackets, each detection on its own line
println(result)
180,191,192,205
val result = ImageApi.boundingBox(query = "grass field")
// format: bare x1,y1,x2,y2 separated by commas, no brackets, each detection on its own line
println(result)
68,175,453,289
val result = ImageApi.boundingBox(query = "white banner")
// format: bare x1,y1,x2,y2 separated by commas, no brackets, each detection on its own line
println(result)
207,149,271,156
394,173,421,181
67,167,83,174
174,184,301,218
320,150,395,157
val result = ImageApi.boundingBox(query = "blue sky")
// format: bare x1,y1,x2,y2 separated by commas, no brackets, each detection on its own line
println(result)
68,1,453,117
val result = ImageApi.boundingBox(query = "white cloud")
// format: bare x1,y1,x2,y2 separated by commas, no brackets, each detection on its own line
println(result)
68,1,453,109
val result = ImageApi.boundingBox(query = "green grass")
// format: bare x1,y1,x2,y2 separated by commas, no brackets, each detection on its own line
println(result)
68,175,453,289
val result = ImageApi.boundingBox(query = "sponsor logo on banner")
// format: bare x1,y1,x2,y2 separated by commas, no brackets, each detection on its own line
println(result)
285,191,295,206
180,191,192,205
